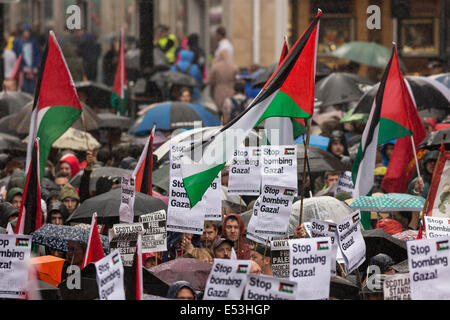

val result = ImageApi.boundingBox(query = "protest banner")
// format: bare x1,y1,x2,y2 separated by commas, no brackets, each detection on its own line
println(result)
407,237,450,300
203,259,251,300
228,147,261,196
271,240,290,279
336,211,366,274
244,274,297,300
310,219,338,276
246,185,295,245
426,149,450,217
108,223,144,266
139,210,167,253
167,143,221,235
334,171,354,196
383,273,411,300
425,216,450,238
288,237,332,300
0,235,32,299
261,145,297,194
94,249,125,300
119,175,135,224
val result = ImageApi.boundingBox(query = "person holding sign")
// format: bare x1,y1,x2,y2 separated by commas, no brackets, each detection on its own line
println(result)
250,245,273,276
222,214,252,260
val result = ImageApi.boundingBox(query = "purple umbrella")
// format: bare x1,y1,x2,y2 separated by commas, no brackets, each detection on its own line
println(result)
149,258,212,291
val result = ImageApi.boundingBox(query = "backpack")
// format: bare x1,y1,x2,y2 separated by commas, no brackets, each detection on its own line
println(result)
230,97,250,120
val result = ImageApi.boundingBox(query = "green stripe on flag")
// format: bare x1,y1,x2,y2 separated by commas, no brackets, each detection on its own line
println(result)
292,119,307,138
183,163,225,208
37,106,82,180
255,90,311,127
378,117,413,145
111,90,128,116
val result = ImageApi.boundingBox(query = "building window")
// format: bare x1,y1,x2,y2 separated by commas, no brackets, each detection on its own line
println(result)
400,18,439,57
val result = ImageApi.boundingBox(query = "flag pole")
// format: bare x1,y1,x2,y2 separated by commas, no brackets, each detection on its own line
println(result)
80,110,90,152
299,119,311,225
410,136,422,182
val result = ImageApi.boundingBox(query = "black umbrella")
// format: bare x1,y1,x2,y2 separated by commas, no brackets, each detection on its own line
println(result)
66,188,167,224
418,128,450,150
97,112,131,130
252,61,334,88
12,101,100,134
315,72,373,107
0,91,33,118
354,77,450,121
152,164,170,195
75,81,114,110
69,167,132,192
362,228,407,264
124,266,171,299
0,132,26,152
330,276,361,300
150,71,200,88
0,114,16,134
297,145,347,173
59,263,99,300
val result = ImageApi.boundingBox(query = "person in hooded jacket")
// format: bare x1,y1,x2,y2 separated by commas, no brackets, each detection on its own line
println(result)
170,49,202,102
161,232,203,262
327,130,352,170
222,213,252,260
46,201,69,226
379,140,396,167
57,153,80,179
0,202,19,228
166,281,196,300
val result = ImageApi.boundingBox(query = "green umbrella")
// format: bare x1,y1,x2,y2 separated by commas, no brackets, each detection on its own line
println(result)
350,193,425,212
331,42,407,71
340,108,369,123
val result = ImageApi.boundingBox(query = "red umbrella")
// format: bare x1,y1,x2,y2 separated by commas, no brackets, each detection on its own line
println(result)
148,258,212,291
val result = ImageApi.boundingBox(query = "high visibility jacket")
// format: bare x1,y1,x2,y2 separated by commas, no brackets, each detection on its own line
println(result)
158,34,178,64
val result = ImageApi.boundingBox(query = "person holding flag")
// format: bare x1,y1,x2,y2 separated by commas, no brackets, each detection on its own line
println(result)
111,29,128,116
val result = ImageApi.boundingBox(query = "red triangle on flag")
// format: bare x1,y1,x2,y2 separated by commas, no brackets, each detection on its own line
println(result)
82,212,104,269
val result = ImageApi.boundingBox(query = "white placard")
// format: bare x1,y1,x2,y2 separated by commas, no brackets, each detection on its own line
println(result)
228,147,261,196
407,237,450,300
336,211,366,274
95,249,125,300
244,274,297,300
261,145,298,194
288,237,332,300
119,175,135,224
425,216,450,239
139,210,167,253
0,235,32,299
271,240,290,279
334,171,354,196
310,219,338,276
203,259,251,300
383,273,411,300
247,185,295,245
108,223,144,266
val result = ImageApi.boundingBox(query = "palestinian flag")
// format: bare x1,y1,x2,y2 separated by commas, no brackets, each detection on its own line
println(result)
82,212,105,269
9,53,22,81
352,213,360,223
352,44,415,198
15,238,30,247
133,126,155,196
111,29,127,116
16,139,42,235
317,241,329,251
237,264,249,274
112,253,120,265
436,240,449,251
181,11,322,207
279,282,294,294
26,31,82,180
328,224,336,233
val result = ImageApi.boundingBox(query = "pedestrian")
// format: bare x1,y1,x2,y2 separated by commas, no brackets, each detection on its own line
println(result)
54,172,70,189
201,221,220,250
250,260,263,275
214,26,233,62
209,50,239,115
222,80,251,125
250,245,272,276
408,150,439,198
326,130,352,169
221,214,251,259
155,25,178,65
177,87,193,103
57,153,80,179
170,49,203,102
76,28,101,81
58,183,80,216
212,238,233,259
187,33,206,76
46,201,69,226
102,39,120,86
12,24,41,94
0,202,19,228
166,281,196,300
6,187,23,210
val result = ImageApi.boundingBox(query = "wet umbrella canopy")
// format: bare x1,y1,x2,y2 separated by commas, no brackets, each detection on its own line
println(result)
75,81,114,110
69,167,132,192
297,145,347,173
0,91,33,118
418,128,450,150
0,132,26,152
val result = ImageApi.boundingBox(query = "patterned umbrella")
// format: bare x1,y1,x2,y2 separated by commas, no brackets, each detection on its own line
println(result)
392,230,420,241
351,193,425,212
31,224,109,254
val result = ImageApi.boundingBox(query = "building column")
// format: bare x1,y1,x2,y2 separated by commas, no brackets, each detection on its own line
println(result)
381,0,393,48
297,0,310,39
355,0,369,77
274,0,288,60
53,0,65,35
8,3,21,32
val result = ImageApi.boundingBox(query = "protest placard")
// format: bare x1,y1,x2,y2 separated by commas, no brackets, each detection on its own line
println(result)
246,185,295,245
425,216,450,238
119,175,135,224
167,143,222,234
288,237,332,300
271,240,290,279
139,210,167,253
244,274,297,300
310,219,338,276
203,259,251,300
0,235,32,299
336,211,366,274
407,238,450,300
108,223,144,266
333,171,354,196
261,145,297,194
383,273,411,300
228,147,261,196
95,249,125,300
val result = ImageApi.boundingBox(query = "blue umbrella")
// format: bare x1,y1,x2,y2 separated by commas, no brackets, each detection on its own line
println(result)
295,135,330,150
430,73,450,89
131,102,220,135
